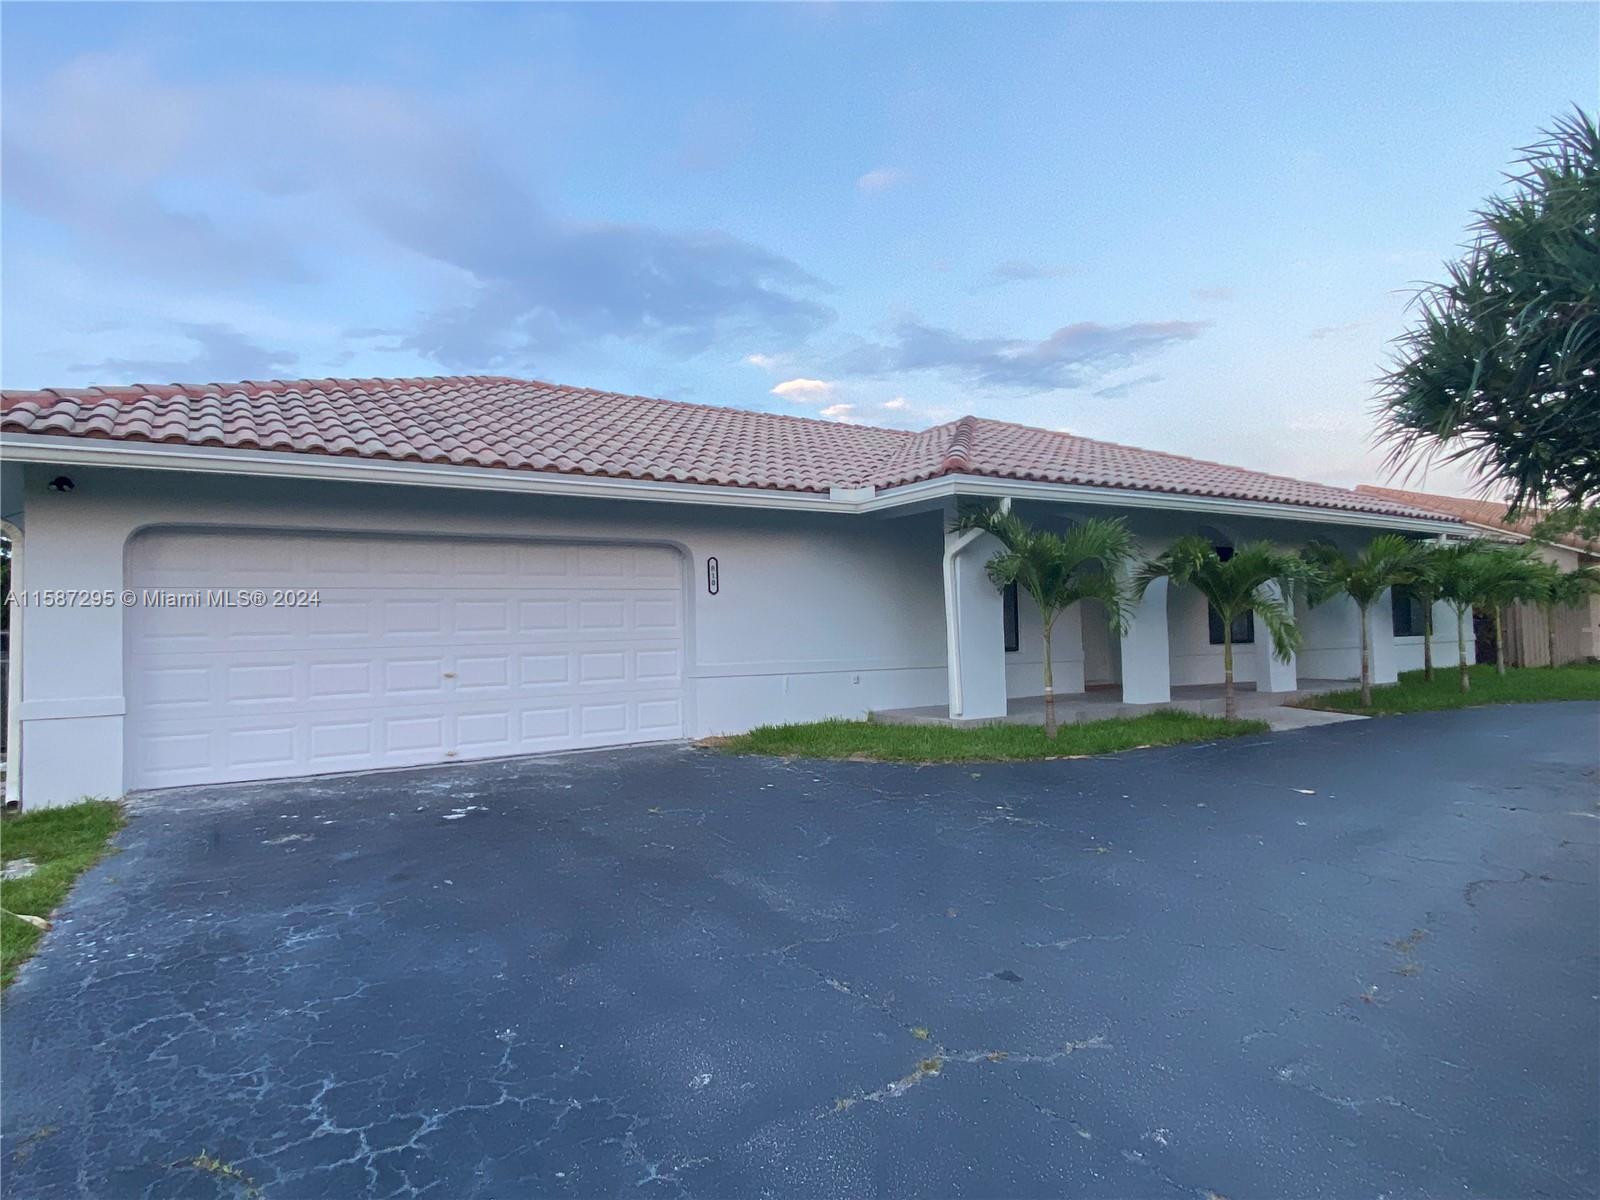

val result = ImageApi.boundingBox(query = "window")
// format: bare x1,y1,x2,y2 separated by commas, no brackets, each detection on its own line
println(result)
1208,607,1254,645
1391,585,1429,638
1003,581,1020,652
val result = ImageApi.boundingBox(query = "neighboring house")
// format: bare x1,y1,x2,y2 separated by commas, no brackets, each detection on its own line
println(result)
0,376,1466,808
1357,485,1600,666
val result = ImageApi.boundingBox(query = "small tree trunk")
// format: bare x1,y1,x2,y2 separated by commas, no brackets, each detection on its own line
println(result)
1494,605,1507,675
1222,620,1236,721
1457,605,1471,694
1359,604,1373,708
1422,602,1434,682
1041,620,1057,740
1545,603,1558,669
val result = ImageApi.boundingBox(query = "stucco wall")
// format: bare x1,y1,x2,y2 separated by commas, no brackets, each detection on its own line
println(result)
12,465,955,805
9,462,1482,805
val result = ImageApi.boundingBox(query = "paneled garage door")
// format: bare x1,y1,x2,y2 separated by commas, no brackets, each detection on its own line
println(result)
125,530,686,790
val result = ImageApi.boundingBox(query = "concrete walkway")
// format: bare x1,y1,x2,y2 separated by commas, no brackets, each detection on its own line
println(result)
873,679,1368,732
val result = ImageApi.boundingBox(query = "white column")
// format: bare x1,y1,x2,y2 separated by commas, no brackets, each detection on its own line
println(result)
1366,589,1400,685
944,528,1007,720
1429,599,1459,667
1253,580,1299,693
1119,572,1171,704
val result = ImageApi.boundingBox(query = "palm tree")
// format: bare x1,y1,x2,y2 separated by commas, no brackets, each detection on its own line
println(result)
1134,537,1309,720
951,506,1134,739
1430,540,1491,693
1304,535,1419,707
1404,543,1445,681
1473,545,1545,675
1531,562,1600,668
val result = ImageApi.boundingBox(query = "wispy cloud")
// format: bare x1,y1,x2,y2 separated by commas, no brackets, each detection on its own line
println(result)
744,352,782,369
803,390,948,430
977,259,1077,288
838,318,1208,391
1092,373,1163,400
1190,286,1235,303
770,377,833,399
856,166,908,192
69,322,298,383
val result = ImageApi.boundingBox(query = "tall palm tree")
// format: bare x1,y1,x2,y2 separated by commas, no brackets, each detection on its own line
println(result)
1134,537,1309,720
1304,535,1419,707
951,507,1134,739
1530,562,1599,668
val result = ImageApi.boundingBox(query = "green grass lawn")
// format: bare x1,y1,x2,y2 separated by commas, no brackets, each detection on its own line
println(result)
1300,662,1600,716
2,800,124,989
708,709,1268,763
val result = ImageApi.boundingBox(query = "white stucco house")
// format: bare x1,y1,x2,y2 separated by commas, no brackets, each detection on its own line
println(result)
0,376,1470,808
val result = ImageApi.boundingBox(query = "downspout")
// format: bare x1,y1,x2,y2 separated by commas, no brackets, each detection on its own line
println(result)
944,497,1010,718
2,518,20,808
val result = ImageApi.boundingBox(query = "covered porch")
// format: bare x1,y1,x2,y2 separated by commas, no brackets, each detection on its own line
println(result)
927,494,1473,727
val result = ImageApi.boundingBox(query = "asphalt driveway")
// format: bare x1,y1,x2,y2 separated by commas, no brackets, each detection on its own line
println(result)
4,704,1597,1199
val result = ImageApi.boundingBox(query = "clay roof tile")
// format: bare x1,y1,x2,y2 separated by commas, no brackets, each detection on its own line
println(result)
0,375,1453,521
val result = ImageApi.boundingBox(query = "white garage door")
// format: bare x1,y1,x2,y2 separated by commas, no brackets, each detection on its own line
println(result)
125,529,686,790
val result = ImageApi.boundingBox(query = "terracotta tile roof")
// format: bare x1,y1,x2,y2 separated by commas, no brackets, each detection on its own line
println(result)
1355,485,1598,553
0,374,1454,521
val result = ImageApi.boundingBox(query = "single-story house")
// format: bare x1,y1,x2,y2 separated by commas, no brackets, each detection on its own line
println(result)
1357,484,1600,666
1,375,1469,808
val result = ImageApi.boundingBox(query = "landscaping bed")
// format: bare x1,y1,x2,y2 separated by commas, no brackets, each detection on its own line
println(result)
1298,662,1600,716
707,709,1268,763
2,800,124,989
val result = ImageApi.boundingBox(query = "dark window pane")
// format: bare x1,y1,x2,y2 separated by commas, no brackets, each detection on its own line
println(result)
1003,581,1020,652
1391,586,1428,638
1208,606,1254,645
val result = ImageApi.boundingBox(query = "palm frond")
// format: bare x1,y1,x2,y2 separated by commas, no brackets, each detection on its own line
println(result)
956,507,1136,632
1250,586,1302,663
1304,534,1421,608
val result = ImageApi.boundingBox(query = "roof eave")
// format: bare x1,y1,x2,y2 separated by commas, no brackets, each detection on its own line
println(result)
0,432,848,513
865,473,1469,535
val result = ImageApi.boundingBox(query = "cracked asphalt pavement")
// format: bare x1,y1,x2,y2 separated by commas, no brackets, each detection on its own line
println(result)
3,703,1597,1198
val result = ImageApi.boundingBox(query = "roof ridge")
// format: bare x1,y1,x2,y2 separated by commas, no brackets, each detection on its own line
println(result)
939,415,980,474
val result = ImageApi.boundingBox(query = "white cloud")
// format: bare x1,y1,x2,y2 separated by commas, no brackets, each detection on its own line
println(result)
819,402,856,423
771,377,832,399
744,352,780,369
856,166,907,193
883,396,908,410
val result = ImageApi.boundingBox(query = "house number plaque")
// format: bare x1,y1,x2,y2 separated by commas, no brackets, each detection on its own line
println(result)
707,557,720,595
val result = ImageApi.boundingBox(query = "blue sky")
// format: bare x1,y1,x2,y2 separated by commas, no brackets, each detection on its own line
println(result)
3,2,1595,491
